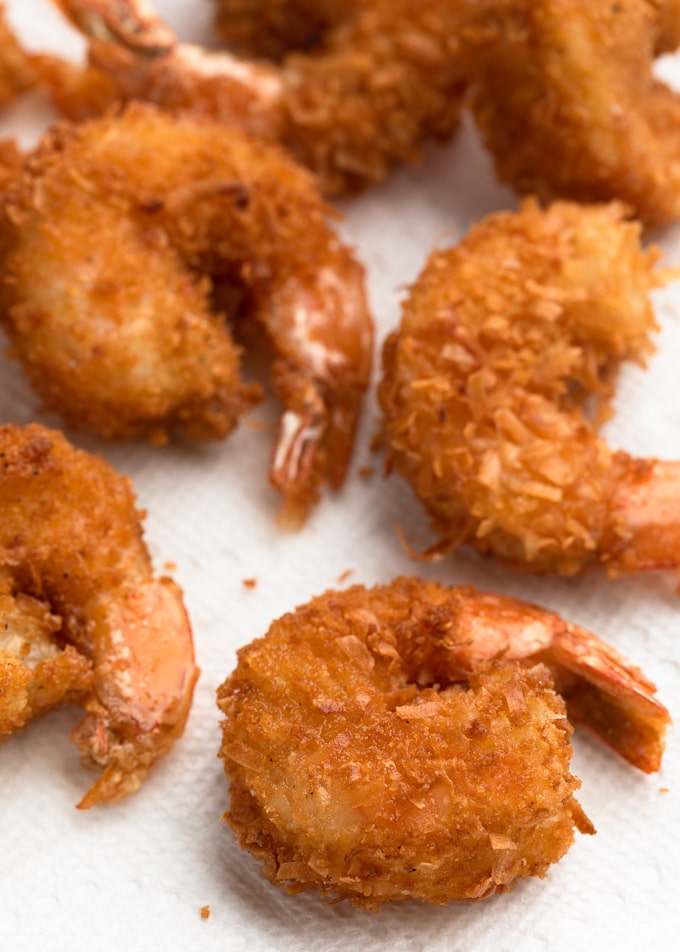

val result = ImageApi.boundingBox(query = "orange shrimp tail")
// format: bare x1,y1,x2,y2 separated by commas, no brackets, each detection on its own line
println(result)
605,458,680,581
269,374,366,528
549,626,671,774
72,578,200,808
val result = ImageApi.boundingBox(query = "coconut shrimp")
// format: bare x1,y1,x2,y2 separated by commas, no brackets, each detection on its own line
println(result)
379,199,680,580
0,104,372,525
50,0,469,195
0,423,198,808
464,0,680,225
217,577,668,909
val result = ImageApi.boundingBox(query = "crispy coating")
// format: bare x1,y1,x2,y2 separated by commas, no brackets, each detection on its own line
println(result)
212,0,354,59
0,592,93,734
278,0,469,194
0,4,37,108
0,423,198,807
211,0,469,191
0,107,259,444
0,104,372,524
379,199,679,578
218,578,599,909
0,139,22,195
53,0,469,195
465,0,680,225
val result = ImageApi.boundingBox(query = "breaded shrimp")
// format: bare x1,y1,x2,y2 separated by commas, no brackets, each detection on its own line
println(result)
50,0,469,195
217,577,669,909
379,199,680,579
464,0,680,225
0,104,372,525
0,423,198,808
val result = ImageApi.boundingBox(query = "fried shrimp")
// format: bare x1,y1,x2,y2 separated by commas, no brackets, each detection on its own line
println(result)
217,577,669,909
0,423,198,808
379,199,680,579
51,0,469,195
0,104,372,525
464,0,680,225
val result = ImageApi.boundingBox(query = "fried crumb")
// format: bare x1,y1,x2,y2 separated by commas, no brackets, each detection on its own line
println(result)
217,577,617,909
358,465,375,480
199,905,211,920
379,199,666,578
659,787,669,794
336,568,354,583
164,561,177,573
243,578,257,589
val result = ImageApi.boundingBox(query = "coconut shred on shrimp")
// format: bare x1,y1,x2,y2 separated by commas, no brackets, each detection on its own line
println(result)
379,199,680,580
0,423,198,808
0,104,372,525
218,577,669,909
50,0,469,195
464,0,680,226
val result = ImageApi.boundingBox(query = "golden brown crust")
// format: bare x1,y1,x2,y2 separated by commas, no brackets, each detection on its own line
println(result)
275,1,468,194
0,422,198,806
0,103,372,522
218,578,591,909
378,199,666,576
465,0,680,224
213,0,349,59
54,0,469,195
0,594,93,736
0,4,37,108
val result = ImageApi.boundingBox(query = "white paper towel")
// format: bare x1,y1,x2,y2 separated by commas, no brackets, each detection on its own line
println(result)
1,3,679,950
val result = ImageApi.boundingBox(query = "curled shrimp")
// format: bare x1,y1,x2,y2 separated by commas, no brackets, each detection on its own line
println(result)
0,423,199,808
379,198,680,580
218,576,669,909
0,104,372,525
50,0,469,195
464,0,680,225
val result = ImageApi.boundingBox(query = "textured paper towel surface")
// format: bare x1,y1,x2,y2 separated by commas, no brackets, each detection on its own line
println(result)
1,3,679,951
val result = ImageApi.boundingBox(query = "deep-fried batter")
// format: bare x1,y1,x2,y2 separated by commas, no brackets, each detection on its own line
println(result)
379,199,680,578
217,577,668,909
0,104,372,525
212,0,355,60
0,423,198,808
51,0,469,195
0,3,37,108
465,0,680,225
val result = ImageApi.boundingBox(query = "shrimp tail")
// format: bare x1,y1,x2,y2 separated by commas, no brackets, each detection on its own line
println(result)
447,590,670,774
269,379,327,527
269,370,364,527
266,264,373,528
548,625,671,774
52,0,175,54
73,705,188,809
606,458,680,580
50,0,286,135
72,577,199,809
